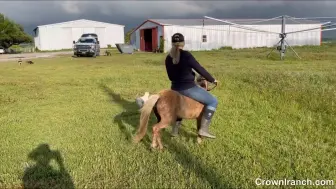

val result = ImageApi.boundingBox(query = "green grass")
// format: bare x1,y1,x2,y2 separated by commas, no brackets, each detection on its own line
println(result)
0,44,335,189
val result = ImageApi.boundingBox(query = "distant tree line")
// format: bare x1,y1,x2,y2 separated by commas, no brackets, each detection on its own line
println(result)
124,28,134,44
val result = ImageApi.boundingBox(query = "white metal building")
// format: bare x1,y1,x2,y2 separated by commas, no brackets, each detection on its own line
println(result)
33,19,125,51
130,18,322,52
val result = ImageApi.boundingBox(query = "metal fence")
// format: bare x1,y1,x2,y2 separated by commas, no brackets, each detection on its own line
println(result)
3,43,34,53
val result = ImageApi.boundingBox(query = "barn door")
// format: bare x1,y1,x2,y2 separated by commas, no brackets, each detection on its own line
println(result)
83,28,95,33
72,28,83,42
140,29,145,51
62,27,73,49
95,27,105,47
152,27,158,51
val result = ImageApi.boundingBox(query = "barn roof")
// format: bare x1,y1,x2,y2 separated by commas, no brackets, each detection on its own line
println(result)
33,19,124,32
149,18,322,26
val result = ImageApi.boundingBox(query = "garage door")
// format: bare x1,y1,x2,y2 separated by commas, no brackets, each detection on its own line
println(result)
95,27,106,48
61,27,73,49
83,27,95,34
72,28,83,42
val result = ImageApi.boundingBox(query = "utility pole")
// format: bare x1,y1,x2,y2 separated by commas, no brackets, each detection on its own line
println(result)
280,15,286,60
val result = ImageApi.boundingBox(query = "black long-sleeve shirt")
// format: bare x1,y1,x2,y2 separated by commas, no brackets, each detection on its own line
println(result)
165,49,215,91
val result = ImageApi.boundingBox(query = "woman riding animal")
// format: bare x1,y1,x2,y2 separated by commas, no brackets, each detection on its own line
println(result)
133,33,218,149
164,33,218,139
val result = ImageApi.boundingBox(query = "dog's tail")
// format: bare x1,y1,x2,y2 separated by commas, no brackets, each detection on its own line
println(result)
133,94,160,143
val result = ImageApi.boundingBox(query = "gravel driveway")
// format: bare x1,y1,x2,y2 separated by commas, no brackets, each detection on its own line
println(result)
0,51,73,62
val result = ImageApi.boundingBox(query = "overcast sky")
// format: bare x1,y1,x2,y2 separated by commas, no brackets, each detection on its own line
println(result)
1,1,336,37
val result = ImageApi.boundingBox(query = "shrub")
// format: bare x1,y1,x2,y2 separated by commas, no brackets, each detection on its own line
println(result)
159,37,165,53
219,46,233,50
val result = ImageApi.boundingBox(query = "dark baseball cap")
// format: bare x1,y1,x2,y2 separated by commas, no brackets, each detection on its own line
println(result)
172,33,184,43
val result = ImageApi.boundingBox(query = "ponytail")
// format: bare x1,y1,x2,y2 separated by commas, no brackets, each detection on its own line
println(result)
169,42,185,64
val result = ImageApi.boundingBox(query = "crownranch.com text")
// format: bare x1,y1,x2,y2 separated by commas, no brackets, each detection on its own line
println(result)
255,178,334,186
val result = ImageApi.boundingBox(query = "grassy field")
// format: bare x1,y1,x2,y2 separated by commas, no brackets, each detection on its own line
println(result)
0,44,335,189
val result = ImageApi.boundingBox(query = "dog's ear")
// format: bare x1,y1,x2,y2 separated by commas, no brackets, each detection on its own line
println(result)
141,92,150,101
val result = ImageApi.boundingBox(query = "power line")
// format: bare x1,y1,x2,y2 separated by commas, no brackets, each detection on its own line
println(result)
227,15,284,25
322,28,336,32
290,17,336,20
285,17,305,24
204,15,331,60
287,23,336,34
204,16,280,34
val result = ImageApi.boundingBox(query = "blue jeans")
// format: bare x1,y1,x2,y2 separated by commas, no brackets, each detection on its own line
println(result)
175,85,218,111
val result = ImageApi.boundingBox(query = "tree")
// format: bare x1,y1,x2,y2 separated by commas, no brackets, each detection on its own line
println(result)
159,36,165,53
124,28,134,44
0,13,33,49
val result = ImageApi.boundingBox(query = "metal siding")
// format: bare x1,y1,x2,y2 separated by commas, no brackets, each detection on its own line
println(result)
151,18,320,26
130,31,139,50
107,25,125,47
136,30,140,50
33,28,41,50
130,31,136,49
35,20,124,50
83,27,95,33
285,24,321,46
72,28,83,42
163,23,321,52
61,27,73,49
38,27,47,50
104,27,112,48
164,25,232,52
94,27,106,47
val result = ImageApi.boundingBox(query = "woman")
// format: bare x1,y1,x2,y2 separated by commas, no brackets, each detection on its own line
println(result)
165,33,218,139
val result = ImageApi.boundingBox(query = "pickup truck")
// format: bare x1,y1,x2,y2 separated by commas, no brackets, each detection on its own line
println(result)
73,37,100,57
0,47,4,54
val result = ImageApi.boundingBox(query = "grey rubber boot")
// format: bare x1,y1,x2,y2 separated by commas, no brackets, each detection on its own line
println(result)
198,109,216,139
171,120,182,137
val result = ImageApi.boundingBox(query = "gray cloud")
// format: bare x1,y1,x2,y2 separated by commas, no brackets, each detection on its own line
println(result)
0,1,335,37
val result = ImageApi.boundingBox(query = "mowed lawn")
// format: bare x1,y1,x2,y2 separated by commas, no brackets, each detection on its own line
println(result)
0,45,335,189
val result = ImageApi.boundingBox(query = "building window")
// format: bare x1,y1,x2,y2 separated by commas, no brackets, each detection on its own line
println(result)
202,35,207,42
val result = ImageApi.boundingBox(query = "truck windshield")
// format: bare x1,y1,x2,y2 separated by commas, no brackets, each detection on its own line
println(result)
78,39,95,43
82,34,97,38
